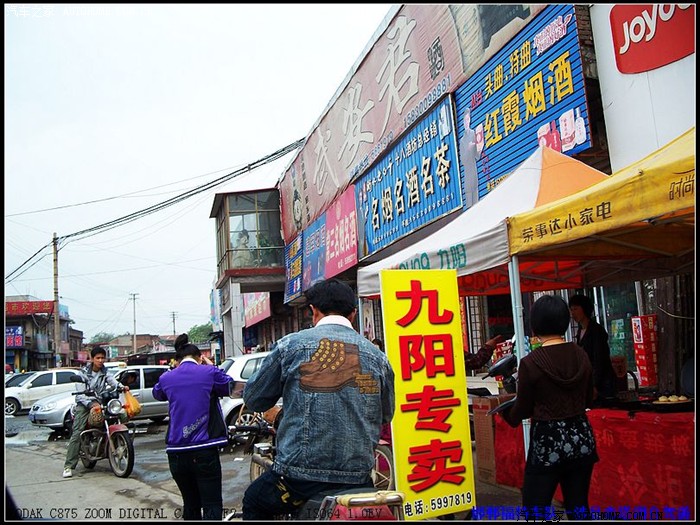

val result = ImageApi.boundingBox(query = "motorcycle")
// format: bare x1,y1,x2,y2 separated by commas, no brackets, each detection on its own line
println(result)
69,374,135,478
484,351,518,392
225,408,405,520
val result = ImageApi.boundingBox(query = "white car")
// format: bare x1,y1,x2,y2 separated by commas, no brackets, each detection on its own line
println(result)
5,369,81,416
219,352,271,426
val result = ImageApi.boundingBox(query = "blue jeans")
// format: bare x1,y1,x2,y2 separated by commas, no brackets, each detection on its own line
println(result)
167,447,223,520
242,469,373,520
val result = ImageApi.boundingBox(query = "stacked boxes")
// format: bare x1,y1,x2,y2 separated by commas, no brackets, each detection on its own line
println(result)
631,314,658,386
471,394,516,484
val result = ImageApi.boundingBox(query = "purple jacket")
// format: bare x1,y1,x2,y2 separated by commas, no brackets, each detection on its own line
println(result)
152,361,233,452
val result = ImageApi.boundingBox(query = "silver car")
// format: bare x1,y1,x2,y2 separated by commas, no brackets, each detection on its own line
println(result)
28,365,171,433
219,352,271,426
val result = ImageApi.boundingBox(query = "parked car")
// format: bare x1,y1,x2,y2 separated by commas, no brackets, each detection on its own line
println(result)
27,365,171,433
219,352,271,426
112,365,171,422
5,369,81,416
5,371,35,388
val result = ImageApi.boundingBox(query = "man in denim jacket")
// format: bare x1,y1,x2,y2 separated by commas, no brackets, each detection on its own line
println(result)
241,278,395,520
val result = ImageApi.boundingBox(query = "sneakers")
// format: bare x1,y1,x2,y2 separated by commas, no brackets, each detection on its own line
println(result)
62,468,72,478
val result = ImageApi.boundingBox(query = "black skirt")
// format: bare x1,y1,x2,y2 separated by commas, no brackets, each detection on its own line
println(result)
525,414,599,474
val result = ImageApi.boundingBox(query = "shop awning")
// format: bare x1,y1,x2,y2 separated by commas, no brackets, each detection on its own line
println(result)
357,145,611,297
508,127,695,262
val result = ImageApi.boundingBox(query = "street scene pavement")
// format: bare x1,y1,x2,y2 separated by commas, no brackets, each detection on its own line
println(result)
6,413,525,521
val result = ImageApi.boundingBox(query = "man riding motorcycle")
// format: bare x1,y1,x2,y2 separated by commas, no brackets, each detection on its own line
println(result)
62,346,128,478
240,278,395,520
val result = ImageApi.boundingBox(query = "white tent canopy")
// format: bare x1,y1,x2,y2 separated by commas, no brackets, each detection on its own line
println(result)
357,146,610,297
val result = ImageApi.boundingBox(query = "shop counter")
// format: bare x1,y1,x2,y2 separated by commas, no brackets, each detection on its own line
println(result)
493,408,695,519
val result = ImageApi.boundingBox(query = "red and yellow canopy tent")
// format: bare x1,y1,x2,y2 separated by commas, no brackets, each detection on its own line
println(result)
507,126,695,287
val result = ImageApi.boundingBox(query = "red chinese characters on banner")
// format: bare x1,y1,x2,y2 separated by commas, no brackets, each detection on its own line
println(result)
5,301,54,317
407,439,466,492
395,279,466,492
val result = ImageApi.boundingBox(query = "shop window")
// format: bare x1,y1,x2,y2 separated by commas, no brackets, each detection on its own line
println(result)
228,191,284,268
598,283,638,372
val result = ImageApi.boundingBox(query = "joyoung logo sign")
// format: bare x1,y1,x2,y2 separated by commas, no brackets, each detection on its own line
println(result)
610,4,695,74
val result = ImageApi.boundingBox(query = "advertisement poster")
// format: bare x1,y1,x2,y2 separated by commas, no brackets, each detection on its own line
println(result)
302,214,326,291
380,269,475,520
325,185,359,279
284,236,303,303
454,4,590,207
355,96,462,259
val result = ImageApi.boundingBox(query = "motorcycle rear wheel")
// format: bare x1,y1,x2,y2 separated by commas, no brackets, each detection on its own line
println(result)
371,444,395,490
249,458,264,482
109,432,135,478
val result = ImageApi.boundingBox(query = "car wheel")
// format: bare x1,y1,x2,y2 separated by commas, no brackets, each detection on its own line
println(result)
63,411,74,435
5,398,20,416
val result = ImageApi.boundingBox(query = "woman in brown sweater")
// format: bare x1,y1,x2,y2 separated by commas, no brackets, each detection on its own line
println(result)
501,295,598,520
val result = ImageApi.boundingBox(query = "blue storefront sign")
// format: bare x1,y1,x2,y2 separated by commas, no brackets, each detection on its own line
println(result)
454,4,591,208
355,95,463,259
284,235,303,303
302,214,326,291
6,326,24,348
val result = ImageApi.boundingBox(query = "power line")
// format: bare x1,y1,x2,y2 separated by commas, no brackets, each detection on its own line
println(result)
5,241,54,281
4,164,253,217
4,138,303,283
59,139,302,244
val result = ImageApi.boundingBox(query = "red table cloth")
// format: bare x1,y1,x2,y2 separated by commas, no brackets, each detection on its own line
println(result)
494,409,695,519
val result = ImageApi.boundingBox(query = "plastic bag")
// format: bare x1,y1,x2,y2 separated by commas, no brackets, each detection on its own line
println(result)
123,390,142,418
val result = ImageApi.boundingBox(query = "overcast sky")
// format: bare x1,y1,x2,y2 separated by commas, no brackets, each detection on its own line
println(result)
5,3,394,342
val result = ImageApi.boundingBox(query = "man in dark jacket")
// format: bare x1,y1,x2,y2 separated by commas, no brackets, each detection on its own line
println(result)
152,335,233,520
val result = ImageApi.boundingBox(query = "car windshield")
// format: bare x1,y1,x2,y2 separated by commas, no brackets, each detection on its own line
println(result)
5,372,35,387
219,358,235,373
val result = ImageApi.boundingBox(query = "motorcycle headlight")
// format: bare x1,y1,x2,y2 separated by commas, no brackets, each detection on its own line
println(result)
107,398,124,416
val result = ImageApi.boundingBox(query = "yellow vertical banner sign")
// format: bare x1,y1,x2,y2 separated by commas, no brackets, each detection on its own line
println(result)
380,269,475,520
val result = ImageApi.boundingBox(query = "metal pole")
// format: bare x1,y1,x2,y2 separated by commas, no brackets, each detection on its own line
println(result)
131,293,139,354
508,255,530,457
53,233,61,367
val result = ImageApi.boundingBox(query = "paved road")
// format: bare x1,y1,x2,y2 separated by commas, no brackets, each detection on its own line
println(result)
6,413,526,521
6,415,251,521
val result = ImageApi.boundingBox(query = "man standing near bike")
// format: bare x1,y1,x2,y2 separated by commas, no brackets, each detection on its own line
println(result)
63,346,127,479
241,278,395,520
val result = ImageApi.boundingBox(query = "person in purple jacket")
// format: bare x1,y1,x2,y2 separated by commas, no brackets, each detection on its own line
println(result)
152,334,233,520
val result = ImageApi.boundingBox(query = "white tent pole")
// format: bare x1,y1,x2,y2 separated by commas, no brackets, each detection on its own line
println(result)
508,254,530,457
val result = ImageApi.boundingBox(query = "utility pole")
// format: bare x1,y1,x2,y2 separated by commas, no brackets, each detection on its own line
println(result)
170,312,177,335
53,233,61,366
130,293,139,355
